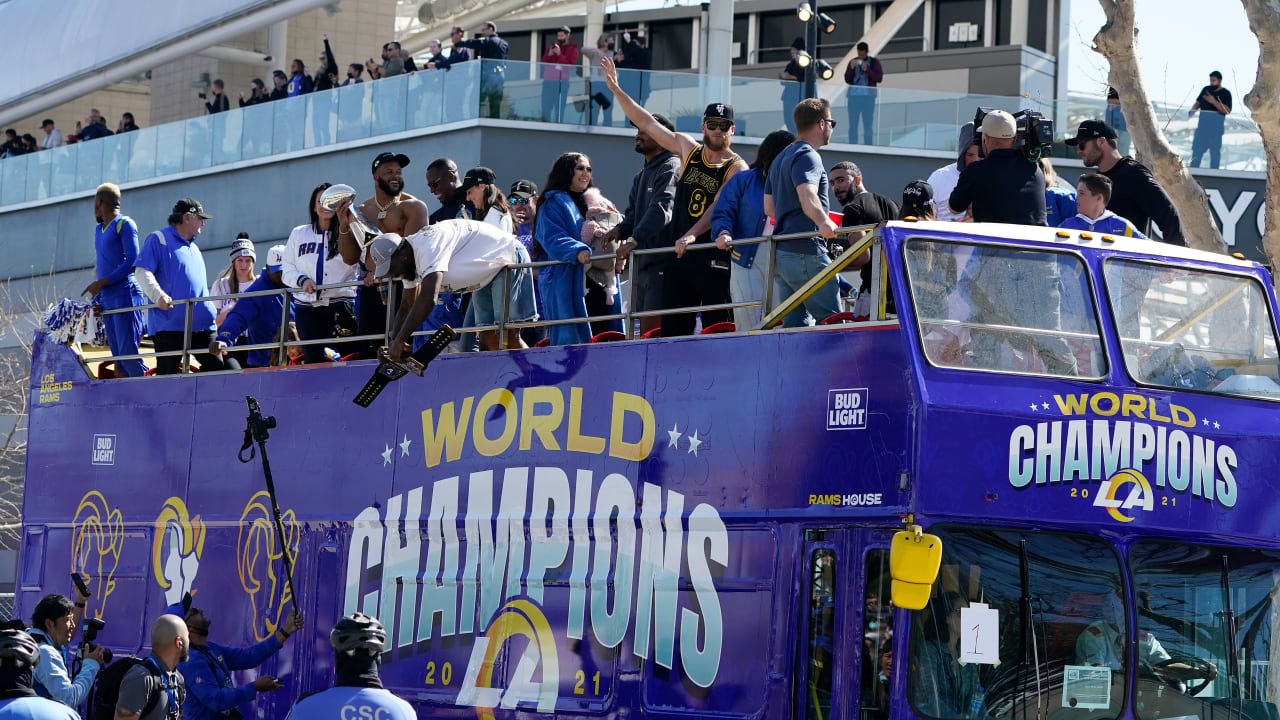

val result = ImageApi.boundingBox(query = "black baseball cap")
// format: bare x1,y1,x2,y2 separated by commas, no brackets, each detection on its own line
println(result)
902,180,933,205
1064,120,1118,146
460,166,497,192
173,198,212,219
703,103,734,123
509,179,538,198
630,113,674,132
371,151,410,173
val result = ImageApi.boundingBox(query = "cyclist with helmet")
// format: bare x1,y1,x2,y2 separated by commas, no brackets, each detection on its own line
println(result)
0,628,79,719
284,614,414,719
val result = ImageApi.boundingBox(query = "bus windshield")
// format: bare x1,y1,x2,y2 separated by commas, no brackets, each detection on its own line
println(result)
1104,259,1280,399
1130,541,1280,720
904,239,1107,379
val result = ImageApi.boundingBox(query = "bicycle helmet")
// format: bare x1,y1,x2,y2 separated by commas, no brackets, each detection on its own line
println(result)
0,629,41,668
330,613,386,656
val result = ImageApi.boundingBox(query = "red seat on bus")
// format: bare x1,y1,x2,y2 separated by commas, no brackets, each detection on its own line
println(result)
700,321,736,334
820,312,858,325
534,337,551,347
641,327,662,339
589,331,626,343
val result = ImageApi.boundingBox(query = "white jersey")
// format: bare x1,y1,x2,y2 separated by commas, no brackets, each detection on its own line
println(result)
281,224,358,305
402,219,520,293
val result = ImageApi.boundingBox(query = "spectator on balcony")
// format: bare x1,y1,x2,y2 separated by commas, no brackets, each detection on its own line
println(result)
78,109,113,142
211,245,295,370
780,38,805,133
424,40,449,70
84,183,148,378
117,112,140,133
447,26,472,66
541,26,579,123
283,183,360,363
535,152,595,345
341,64,363,86
1188,70,1232,169
240,79,269,107
19,134,37,154
615,32,651,106
844,42,883,145
39,119,62,150
202,79,230,114
368,42,404,80
287,59,314,97
457,21,508,119
1104,87,1130,155
581,34,616,126
1,128,20,157
314,34,339,91
134,198,226,374
269,70,289,102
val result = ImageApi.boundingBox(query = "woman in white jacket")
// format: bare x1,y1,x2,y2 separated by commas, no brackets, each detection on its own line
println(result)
280,182,359,363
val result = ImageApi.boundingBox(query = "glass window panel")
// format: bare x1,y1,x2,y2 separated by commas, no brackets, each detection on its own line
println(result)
907,526,1125,720
241,102,274,160
101,132,134,182
818,7,864,59
1104,259,1280,398
182,116,212,172
25,150,51,201
877,2,926,54
934,0,987,51
211,109,242,166
154,122,184,177
807,548,837,719
649,19,692,70
1131,541,1277,720
49,144,78,197
905,239,1107,378
370,72,408,136
757,11,798,64
126,126,158,182
272,95,307,154
0,156,25,205
862,550,893,719
75,138,104,193
442,62,479,125
335,80,372,142
306,88,337,148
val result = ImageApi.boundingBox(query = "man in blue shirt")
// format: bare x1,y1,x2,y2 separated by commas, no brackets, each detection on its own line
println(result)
134,198,226,375
285,614,414,720
765,98,841,327
210,246,295,369
0,629,79,720
178,605,300,720
82,183,148,377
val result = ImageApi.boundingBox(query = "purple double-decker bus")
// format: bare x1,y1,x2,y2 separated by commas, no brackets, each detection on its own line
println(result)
18,220,1280,720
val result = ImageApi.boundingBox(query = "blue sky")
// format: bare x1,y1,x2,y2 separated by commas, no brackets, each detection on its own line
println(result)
1066,0,1260,111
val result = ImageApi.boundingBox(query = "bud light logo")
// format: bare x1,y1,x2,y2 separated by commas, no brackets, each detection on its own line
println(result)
827,388,869,430
91,434,116,466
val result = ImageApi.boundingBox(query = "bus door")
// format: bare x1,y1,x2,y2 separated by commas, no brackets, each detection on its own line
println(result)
795,528,895,720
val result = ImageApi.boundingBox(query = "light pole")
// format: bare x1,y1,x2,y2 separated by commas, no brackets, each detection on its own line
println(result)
795,3,837,99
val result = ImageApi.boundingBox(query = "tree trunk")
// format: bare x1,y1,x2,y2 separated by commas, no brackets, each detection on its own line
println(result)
1241,0,1280,273
1093,0,1227,254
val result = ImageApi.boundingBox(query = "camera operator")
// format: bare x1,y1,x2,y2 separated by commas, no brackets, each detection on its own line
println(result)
178,605,301,720
949,110,1047,226
27,594,104,711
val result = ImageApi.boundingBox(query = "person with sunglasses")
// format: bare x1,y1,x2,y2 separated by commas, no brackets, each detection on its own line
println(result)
603,57,747,336
115,615,189,720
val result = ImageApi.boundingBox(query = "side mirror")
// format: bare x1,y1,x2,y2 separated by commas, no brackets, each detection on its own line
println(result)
890,526,942,610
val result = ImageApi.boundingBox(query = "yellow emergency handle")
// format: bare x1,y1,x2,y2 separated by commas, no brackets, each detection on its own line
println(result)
889,524,943,610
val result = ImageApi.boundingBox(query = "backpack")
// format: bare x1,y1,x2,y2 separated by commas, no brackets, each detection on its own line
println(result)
88,656,163,720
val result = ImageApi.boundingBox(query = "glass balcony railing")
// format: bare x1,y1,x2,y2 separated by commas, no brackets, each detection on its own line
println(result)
0,60,1263,209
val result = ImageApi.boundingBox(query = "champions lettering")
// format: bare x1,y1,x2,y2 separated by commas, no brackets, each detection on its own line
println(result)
1006,393,1238,508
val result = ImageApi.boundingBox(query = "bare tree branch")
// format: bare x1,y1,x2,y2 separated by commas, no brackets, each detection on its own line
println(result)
1093,0,1227,254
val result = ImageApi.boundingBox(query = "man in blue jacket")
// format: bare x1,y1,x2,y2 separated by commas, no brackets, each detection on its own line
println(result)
210,246,294,368
83,183,148,377
178,604,302,720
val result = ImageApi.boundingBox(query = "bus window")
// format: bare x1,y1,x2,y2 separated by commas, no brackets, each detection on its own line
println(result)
907,526,1124,720
862,549,892,720
1103,259,1280,399
807,549,837,719
1130,542,1279,720
904,239,1106,379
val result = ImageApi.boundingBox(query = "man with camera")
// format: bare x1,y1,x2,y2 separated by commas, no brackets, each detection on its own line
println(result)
177,605,301,720
28,592,104,711
948,110,1046,225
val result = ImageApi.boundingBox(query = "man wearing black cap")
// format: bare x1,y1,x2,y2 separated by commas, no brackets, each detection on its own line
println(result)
1188,71,1232,169
602,57,746,336
1066,120,1184,245
541,26,579,122
609,113,681,335
335,152,430,358
134,199,227,374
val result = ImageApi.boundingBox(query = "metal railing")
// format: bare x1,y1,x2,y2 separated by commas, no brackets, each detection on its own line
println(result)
91,223,888,374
